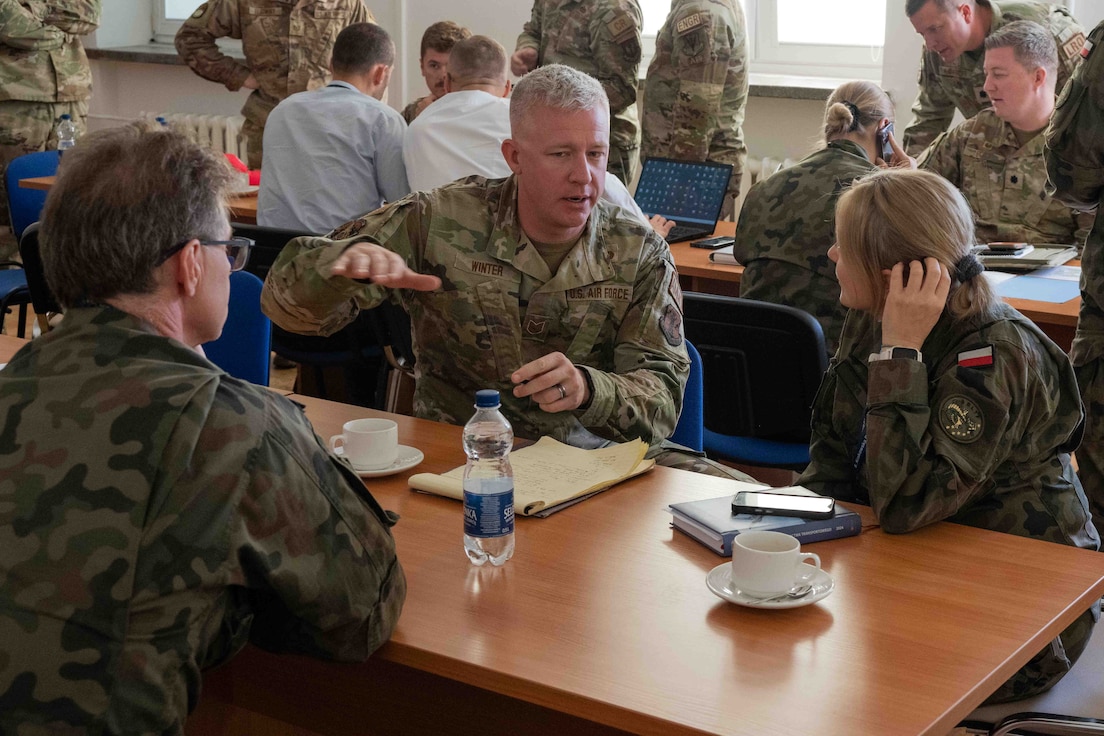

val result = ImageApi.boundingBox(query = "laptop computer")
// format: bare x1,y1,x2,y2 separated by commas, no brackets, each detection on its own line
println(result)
634,157,733,243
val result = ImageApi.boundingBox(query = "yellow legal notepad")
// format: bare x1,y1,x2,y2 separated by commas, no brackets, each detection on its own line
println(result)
408,437,653,517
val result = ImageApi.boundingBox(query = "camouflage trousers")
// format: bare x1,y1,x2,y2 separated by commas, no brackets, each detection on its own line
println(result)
240,117,264,170
0,99,88,229
1074,359,1104,520
607,144,638,190
982,600,1099,704
651,440,759,483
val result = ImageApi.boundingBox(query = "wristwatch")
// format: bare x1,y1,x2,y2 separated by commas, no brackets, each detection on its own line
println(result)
868,346,923,363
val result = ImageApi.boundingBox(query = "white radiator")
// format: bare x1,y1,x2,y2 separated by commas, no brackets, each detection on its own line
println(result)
144,113,249,161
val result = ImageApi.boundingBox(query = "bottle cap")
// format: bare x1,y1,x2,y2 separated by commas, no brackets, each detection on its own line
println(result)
60,114,71,120
474,389,500,408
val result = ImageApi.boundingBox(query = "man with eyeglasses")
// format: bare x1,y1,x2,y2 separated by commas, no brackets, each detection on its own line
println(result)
0,124,405,733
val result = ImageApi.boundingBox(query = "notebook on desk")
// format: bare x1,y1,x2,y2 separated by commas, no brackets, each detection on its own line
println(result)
634,157,732,243
974,244,1079,272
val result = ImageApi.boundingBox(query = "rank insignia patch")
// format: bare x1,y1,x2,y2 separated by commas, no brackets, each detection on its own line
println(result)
940,395,984,443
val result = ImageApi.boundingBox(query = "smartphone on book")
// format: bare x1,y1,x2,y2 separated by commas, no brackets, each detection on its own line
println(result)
731,491,835,520
691,236,734,249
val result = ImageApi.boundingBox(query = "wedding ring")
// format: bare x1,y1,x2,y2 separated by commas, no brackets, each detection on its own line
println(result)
556,383,567,400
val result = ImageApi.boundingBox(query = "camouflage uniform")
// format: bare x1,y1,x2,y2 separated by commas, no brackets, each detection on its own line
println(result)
799,305,1099,703
401,96,430,125
515,0,643,184
1045,20,1104,520
919,108,1093,244
174,0,374,169
0,306,406,732
902,0,1085,155
641,0,748,202
0,0,98,228
731,139,875,356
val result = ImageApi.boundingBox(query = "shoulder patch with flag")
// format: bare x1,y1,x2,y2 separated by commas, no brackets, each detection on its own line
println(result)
958,346,994,367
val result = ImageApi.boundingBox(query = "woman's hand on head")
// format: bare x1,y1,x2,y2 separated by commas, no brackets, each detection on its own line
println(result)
879,258,950,349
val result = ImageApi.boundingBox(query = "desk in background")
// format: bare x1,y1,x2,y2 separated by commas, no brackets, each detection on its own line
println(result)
194,394,1104,736
675,221,1080,351
18,175,259,225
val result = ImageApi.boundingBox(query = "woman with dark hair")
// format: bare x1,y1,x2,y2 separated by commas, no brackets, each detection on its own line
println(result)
799,167,1098,704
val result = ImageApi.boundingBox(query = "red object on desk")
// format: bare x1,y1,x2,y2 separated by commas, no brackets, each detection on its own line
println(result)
223,153,260,186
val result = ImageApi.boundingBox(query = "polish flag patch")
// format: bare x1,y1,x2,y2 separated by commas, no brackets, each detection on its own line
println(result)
959,346,994,367
1082,39,1094,59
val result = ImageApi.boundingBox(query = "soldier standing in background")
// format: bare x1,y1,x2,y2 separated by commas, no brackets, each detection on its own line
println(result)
511,0,643,185
642,0,748,214
1046,20,1104,520
0,0,99,231
401,20,471,124
902,0,1083,155
175,0,373,169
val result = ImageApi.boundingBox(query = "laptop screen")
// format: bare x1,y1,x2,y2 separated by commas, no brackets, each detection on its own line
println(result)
634,157,733,228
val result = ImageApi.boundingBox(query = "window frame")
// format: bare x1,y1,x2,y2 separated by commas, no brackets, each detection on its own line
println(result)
152,0,242,53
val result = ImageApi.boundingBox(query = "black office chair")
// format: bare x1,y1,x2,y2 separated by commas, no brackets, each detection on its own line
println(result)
19,223,60,334
232,222,401,408
681,292,828,470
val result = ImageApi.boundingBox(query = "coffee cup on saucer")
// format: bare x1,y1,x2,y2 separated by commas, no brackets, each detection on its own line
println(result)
730,530,821,598
330,418,398,470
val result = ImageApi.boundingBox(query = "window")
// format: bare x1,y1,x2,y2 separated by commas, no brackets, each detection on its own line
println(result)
639,0,884,79
154,0,241,51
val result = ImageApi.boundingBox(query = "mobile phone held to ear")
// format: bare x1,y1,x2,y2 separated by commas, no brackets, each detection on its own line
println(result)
731,490,836,520
876,122,894,161
691,235,735,249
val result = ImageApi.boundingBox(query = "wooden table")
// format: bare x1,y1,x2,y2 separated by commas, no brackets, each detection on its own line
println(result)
0,334,26,362
18,175,259,224
676,221,1080,350
196,394,1104,736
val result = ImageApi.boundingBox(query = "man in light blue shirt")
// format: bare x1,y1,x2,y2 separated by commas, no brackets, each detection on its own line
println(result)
258,22,409,234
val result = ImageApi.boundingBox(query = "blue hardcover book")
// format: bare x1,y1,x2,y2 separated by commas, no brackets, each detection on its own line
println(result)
668,491,862,556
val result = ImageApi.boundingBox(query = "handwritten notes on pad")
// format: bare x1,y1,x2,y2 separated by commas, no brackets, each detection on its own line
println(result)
408,437,653,516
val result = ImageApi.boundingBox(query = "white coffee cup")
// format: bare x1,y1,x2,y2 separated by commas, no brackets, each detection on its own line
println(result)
330,418,398,470
730,530,821,597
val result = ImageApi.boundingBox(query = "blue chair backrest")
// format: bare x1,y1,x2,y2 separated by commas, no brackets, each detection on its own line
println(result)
670,339,704,452
5,151,59,240
203,271,271,386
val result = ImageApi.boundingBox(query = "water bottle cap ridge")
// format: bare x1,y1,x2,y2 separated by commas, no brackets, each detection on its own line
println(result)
474,389,500,408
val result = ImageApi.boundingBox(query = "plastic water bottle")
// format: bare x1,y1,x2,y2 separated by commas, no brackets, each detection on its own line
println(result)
462,389,515,566
56,114,77,157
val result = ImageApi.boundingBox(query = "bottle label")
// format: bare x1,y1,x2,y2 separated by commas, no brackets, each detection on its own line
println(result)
463,487,515,538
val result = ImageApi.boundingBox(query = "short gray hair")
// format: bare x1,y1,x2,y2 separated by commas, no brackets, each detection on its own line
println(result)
40,123,232,308
509,64,609,134
985,20,1058,80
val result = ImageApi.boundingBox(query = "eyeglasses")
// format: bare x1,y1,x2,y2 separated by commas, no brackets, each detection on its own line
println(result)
159,236,254,272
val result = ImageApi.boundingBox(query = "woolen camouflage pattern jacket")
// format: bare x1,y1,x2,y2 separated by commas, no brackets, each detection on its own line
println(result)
1045,18,1104,519
642,0,748,197
0,0,99,103
174,0,373,130
798,305,1097,548
732,139,875,356
515,0,643,166
902,0,1084,154
0,307,405,734
261,175,689,451
919,108,1093,245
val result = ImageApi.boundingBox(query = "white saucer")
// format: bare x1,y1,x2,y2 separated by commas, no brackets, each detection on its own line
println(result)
335,445,424,477
706,564,834,609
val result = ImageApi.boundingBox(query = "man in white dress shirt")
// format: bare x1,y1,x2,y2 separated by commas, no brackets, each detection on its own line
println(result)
258,23,409,234
402,35,653,228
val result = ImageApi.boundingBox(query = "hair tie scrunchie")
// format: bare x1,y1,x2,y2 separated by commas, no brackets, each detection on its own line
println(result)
955,254,983,282
842,101,861,131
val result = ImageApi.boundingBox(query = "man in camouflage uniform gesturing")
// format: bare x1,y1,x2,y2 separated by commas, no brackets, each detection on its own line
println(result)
903,0,1084,155
0,0,99,229
0,124,405,732
511,0,643,185
175,0,374,169
1046,19,1104,520
919,20,1093,245
642,0,749,212
263,64,754,480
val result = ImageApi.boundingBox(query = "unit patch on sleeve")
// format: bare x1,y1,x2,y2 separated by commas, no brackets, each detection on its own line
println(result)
940,395,984,443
